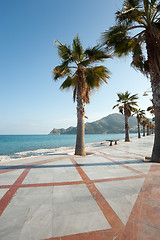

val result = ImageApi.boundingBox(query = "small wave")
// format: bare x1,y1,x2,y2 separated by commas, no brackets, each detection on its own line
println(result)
0,146,75,163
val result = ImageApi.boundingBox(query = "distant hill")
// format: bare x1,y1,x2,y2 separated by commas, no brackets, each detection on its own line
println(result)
49,113,138,135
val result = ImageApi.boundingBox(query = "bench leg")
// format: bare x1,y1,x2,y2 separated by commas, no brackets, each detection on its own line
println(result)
109,141,112,146
115,141,117,145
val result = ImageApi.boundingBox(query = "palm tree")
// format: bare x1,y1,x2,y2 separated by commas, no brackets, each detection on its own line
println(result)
102,0,160,162
113,91,138,142
53,35,111,156
135,109,145,138
152,124,155,134
146,118,150,135
141,117,148,136
149,121,153,134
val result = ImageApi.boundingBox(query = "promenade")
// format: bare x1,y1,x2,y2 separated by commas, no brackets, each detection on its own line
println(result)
0,135,159,240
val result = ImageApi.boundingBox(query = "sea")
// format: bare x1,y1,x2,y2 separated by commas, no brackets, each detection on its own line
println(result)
0,133,138,161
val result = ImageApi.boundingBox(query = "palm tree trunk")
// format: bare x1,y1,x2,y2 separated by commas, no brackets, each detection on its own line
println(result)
75,94,86,156
150,80,160,162
137,118,141,138
125,114,130,142
146,31,160,162
143,126,145,136
151,108,160,162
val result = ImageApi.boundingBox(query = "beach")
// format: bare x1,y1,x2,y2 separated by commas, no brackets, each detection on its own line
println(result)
0,133,138,163
0,140,122,163
0,134,159,240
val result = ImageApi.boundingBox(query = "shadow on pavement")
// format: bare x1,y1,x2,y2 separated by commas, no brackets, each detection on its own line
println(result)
0,159,148,170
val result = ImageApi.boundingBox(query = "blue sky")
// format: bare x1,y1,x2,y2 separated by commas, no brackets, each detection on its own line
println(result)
0,0,152,134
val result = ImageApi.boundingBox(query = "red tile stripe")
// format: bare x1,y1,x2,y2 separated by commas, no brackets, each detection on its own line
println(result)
101,153,144,175
102,154,141,160
0,185,12,189
21,181,84,188
88,145,145,159
0,168,30,216
93,174,146,184
113,148,145,158
0,156,69,174
44,228,115,240
0,174,145,190
117,163,160,240
70,157,125,236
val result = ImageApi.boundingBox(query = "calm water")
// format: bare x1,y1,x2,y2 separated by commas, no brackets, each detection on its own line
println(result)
0,134,138,156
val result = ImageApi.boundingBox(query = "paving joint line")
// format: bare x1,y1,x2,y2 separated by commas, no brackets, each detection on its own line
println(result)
101,152,145,175
70,157,125,236
0,155,70,174
0,168,30,216
116,163,157,240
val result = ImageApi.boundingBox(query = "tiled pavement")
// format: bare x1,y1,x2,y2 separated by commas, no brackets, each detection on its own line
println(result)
0,135,160,240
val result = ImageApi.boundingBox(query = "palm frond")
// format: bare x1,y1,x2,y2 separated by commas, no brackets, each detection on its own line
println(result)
102,25,128,46
72,34,84,62
147,103,155,114
85,66,110,88
129,93,139,100
73,87,76,102
130,33,150,75
55,41,72,61
150,0,157,7
84,45,111,63
119,106,124,114
123,0,141,9
112,103,120,109
53,61,71,80
102,25,135,56
60,76,75,89
130,106,138,112
116,0,143,25
143,0,149,12
115,38,134,56
80,59,92,67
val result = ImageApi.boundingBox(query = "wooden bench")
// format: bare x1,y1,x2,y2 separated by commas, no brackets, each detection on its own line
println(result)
106,139,119,146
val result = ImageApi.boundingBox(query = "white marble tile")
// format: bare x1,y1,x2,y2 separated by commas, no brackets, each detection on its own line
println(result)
0,189,9,199
23,159,82,184
0,169,24,185
0,185,110,240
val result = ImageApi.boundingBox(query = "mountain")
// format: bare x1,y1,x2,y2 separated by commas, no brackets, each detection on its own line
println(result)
49,113,138,135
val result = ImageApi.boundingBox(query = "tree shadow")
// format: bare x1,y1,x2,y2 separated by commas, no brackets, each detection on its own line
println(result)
0,159,149,170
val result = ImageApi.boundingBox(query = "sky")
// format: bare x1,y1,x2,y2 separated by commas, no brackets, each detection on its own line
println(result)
0,0,152,134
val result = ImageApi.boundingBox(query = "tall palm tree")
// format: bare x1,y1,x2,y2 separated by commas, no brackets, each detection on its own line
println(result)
141,117,148,136
135,109,145,138
146,118,151,135
152,124,155,134
53,35,111,156
113,91,138,142
102,0,160,162
149,121,153,134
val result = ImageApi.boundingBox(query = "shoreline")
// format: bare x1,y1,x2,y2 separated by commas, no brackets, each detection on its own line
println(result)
0,135,147,164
